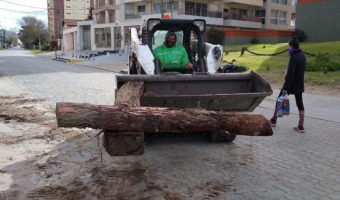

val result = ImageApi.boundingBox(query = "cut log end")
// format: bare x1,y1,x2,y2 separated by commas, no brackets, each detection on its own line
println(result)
103,130,144,156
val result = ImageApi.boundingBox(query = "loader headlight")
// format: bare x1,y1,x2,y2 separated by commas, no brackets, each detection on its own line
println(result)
213,46,222,60
193,20,206,32
148,19,161,31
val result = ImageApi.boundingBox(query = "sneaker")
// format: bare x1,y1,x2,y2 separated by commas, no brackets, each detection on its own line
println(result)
268,119,276,127
293,126,305,133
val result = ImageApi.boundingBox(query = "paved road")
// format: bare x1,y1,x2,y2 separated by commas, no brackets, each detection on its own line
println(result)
1,48,339,199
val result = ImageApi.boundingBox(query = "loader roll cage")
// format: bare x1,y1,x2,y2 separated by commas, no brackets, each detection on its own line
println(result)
142,18,208,72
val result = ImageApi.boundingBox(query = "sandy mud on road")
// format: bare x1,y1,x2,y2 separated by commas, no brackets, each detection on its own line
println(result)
0,79,182,199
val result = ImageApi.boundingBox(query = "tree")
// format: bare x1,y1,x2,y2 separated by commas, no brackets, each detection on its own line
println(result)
295,29,307,42
5,29,18,47
17,16,49,49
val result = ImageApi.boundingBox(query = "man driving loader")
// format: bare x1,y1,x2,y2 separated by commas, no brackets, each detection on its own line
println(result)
153,31,194,73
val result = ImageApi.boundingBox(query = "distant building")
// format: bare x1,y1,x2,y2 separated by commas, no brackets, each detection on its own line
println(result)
47,0,94,39
296,0,340,42
60,0,297,51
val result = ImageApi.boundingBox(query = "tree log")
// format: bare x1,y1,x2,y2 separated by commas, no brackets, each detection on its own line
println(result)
56,103,273,136
105,81,145,156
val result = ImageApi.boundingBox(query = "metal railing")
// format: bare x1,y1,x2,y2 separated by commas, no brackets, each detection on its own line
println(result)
177,8,223,18
224,13,262,22
124,8,224,19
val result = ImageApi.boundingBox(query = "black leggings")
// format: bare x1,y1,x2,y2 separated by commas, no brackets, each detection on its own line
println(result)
278,91,304,111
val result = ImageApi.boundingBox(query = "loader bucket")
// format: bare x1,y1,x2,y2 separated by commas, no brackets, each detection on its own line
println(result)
116,72,273,112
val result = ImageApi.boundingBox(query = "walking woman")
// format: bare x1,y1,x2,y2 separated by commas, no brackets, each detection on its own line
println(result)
269,37,306,133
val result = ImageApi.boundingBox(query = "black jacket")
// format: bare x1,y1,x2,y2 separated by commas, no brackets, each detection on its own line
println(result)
283,49,306,94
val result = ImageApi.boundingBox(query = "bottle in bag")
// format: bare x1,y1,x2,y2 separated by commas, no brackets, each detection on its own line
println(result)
276,96,284,117
283,98,290,115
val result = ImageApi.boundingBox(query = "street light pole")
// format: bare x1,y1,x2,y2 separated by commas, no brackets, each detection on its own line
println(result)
38,24,41,51
59,5,64,55
160,0,164,18
169,0,174,18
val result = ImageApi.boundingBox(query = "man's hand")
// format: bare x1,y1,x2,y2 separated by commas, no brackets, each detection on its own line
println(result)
282,90,288,94
186,63,194,69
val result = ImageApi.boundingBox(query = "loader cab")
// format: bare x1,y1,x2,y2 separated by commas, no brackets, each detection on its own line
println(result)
142,18,207,72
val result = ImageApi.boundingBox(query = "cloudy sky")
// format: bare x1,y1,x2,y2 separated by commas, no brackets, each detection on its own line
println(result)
0,0,47,32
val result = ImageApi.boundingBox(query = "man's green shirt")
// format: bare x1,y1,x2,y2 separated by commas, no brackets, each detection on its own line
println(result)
153,45,189,70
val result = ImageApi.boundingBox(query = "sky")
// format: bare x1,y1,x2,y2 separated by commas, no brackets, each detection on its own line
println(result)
0,0,47,32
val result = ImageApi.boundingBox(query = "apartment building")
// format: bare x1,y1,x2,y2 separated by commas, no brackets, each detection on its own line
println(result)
47,0,94,39
296,0,340,42
62,0,295,51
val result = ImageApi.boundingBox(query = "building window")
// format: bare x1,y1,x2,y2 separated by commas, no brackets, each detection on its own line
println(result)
291,13,296,26
185,1,207,17
240,9,247,20
271,10,286,25
292,0,297,6
138,5,145,13
256,9,266,24
154,1,179,13
271,0,287,5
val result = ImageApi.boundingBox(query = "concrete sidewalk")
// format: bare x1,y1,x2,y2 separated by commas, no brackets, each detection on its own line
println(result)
260,90,340,123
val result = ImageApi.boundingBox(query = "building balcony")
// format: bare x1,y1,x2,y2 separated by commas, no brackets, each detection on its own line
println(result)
95,0,116,8
124,8,224,20
93,4,118,15
223,0,263,7
223,14,262,29
123,0,143,3
177,8,223,18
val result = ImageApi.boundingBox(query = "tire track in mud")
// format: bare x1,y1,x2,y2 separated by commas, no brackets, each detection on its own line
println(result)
24,164,183,200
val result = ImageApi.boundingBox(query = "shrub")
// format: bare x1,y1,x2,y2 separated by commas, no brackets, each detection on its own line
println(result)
294,29,307,42
234,65,248,72
207,27,225,45
42,43,50,51
307,53,340,72
250,38,259,44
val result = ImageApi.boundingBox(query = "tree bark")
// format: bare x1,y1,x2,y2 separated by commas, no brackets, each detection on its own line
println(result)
56,103,272,136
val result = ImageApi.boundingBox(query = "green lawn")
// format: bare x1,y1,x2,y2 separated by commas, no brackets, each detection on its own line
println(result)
31,49,46,54
222,41,340,86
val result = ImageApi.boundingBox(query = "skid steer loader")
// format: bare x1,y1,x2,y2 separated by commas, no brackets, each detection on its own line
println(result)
116,18,273,142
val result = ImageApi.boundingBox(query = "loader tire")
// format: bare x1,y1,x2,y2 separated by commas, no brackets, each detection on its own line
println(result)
130,60,146,75
154,59,162,74
208,131,236,143
130,63,137,74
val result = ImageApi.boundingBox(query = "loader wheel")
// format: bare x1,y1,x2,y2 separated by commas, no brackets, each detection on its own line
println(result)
129,60,146,75
208,131,236,143
129,56,138,74
154,59,162,74
130,63,137,74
